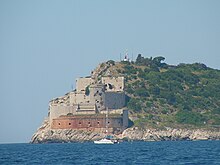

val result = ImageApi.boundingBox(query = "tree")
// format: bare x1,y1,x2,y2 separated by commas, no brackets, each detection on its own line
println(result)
136,54,144,64
136,54,151,66
152,56,165,67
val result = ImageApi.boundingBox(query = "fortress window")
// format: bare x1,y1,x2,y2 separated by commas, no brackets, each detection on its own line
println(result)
69,123,71,125
108,121,110,124
79,122,81,124
58,123,61,125
88,122,91,124
108,83,113,89
97,121,100,125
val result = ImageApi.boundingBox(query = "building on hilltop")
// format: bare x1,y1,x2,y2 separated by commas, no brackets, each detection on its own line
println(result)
48,74,128,134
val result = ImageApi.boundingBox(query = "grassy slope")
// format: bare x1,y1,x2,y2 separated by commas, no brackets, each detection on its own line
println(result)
100,58,220,129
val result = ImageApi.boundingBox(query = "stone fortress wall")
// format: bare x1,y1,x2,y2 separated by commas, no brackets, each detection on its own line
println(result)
104,92,125,110
102,77,124,92
76,77,93,93
48,64,128,133
51,114,126,134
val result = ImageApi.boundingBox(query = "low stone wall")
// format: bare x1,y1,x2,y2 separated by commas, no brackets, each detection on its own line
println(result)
49,105,76,125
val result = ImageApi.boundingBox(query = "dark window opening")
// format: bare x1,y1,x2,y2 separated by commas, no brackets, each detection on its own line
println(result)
58,123,61,125
97,121,100,124
108,83,113,89
79,122,81,124
69,123,71,125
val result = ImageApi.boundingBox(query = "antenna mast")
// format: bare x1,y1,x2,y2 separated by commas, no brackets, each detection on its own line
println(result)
132,52,134,62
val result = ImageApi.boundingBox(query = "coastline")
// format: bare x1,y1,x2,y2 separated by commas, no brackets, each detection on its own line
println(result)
30,119,220,143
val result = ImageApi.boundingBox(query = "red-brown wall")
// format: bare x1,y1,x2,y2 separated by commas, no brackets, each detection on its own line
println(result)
51,115,124,133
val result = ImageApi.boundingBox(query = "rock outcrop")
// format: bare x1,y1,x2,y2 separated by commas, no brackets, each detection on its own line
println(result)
31,119,107,143
31,120,220,143
122,127,220,141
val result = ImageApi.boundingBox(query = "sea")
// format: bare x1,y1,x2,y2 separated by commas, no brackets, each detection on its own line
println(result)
0,141,220,165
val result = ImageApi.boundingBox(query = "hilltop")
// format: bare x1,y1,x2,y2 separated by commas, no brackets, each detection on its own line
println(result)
97,55,220,130
31,55,220,143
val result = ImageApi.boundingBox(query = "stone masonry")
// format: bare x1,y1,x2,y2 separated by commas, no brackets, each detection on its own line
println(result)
48,64,128,133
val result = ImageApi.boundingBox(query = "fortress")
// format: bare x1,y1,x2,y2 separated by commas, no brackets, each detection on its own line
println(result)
48,64,128,134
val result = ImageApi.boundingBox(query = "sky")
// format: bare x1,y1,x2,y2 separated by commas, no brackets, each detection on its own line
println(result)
0,0,220,143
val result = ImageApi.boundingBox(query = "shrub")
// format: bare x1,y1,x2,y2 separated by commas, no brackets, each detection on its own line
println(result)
212,108,220,114
127,98,142,112
107,60,115,65
135,88,149,97
175,110,205,125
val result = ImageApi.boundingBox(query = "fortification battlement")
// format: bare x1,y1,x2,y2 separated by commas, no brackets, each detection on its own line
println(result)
75,76,124,94
101,77,124,92
49,75,127,127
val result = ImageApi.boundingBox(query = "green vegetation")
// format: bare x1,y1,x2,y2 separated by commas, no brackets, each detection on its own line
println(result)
175,110,205,126
105,54,220,129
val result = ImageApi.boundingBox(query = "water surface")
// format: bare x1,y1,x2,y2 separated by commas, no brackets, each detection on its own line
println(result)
0,141,220,164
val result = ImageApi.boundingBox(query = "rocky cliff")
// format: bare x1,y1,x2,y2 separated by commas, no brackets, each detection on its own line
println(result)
31,119,107,143
31,119,220,143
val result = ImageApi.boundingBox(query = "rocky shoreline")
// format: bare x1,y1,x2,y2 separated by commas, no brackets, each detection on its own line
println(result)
31,119,220,143
122,127,220,141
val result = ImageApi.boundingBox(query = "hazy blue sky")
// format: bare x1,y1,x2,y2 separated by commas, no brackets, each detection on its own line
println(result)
0,0,220,143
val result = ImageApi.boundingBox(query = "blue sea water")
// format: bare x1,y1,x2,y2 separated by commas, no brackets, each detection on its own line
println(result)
0,141,220,165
